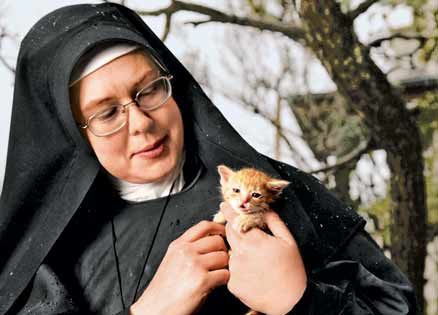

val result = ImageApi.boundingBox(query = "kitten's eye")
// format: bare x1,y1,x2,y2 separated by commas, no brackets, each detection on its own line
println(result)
232,188,240,193
252,192,262,198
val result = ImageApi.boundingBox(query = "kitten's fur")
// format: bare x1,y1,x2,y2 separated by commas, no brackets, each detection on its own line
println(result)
213,165,289,315
213,165,289,233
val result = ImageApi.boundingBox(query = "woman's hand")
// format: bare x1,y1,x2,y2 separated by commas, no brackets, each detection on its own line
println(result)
220,202,307,315
130,221,230,315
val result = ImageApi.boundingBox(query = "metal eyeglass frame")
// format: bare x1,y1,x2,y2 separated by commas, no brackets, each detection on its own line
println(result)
78,74,173,137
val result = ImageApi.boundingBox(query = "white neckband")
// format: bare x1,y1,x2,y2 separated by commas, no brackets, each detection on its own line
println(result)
109,151,186,203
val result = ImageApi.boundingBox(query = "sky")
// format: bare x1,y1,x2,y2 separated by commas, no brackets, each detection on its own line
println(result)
0,0,413,197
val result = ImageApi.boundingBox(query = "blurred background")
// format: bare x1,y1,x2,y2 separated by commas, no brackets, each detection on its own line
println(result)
0,0,436,313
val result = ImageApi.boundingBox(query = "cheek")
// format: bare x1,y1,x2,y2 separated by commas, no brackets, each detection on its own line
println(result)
252,199,266,209
149,100,183,149
166,103,184,149
229,199,241,212
223,189,241,212
87,133,128,173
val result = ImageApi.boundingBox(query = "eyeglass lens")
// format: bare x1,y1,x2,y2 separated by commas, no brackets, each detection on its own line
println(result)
89,77,171,136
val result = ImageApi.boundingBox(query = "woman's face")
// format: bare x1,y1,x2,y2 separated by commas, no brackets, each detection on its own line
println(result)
70,50,184,183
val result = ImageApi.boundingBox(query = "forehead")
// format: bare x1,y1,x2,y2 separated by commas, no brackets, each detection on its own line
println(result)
231,170,270,188
69,50,160,116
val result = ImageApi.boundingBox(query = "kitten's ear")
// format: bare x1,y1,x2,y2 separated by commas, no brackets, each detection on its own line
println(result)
266,179,290,193
217,165,235,186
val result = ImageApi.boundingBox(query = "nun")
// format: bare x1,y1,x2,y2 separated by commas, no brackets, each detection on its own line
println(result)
0,3,418,315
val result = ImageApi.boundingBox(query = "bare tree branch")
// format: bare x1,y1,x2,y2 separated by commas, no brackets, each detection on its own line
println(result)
0,54,14,73
289,76,438,106
348,0,379,20
162,13,172,42
368,33,428,48
310,140,372,174
212,27,317,169
102,0,126,4
219,83,311,169
0,25,16,74
242,100,313,169
185,19,212,27
135,1,306,42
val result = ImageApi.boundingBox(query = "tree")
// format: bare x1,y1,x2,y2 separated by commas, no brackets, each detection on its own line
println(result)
133,0,437,310
0,4,16,74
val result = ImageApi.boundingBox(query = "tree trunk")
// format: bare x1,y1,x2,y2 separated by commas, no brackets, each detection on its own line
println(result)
432,131,438,186
298,1,427,310
333,164,357,207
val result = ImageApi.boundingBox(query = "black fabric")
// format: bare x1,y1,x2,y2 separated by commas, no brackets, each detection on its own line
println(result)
0,3,417,315
6,157,418,315
288,233,417,315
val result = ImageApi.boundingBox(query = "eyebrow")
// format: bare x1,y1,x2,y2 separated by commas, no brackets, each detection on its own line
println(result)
82,69,158,114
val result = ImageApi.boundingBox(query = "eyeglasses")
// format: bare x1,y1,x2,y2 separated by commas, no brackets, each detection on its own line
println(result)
78,75,173,137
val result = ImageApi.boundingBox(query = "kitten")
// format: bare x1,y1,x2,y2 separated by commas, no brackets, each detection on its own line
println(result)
213,165,289,233
213,166,289,315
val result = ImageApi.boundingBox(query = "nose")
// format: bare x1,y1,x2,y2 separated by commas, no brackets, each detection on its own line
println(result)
239,193,251,208
127,101,154,135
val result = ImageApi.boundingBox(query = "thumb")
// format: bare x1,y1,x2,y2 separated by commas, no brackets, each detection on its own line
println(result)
220,202,237,223
264,211,295,246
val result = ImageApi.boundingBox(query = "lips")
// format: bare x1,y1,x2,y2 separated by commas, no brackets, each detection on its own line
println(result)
132,136,167,158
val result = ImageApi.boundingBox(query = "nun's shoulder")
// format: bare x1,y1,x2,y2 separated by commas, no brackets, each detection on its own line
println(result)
265,155,358,215
264,155,366,263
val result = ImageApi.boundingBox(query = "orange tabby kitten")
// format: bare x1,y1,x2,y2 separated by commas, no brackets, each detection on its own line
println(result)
213,165,290,233
213,165,290,315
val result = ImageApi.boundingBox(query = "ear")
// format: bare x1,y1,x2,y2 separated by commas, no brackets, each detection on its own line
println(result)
266,179,290,193
217,165,235,186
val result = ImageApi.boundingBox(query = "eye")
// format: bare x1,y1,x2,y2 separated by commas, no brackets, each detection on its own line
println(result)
139,84,158,96
95,106,119,121
232,188,240,193
137,80,163,106
252,192,262,198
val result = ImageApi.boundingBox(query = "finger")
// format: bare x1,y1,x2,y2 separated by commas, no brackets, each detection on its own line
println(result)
225,220,242,250
207,269,230,289
180,220,225,242
200,251,229,271
193,235,227,254
220,202,237,223
241,225,266,241
264,211,295,245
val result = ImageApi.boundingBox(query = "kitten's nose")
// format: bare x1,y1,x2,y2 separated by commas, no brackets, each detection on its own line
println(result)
240,194,251,209
241,194,250,203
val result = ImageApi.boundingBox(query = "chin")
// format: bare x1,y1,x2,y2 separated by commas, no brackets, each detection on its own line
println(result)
129,155,178,184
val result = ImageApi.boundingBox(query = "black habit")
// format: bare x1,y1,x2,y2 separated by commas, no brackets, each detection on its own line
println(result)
0,3,418,315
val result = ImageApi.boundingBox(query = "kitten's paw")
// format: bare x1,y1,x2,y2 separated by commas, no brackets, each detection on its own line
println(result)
213,211,226,224
233,216,255,233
